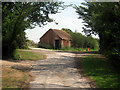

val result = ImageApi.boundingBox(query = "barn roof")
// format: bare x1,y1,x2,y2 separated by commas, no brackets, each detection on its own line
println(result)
50,29,72,40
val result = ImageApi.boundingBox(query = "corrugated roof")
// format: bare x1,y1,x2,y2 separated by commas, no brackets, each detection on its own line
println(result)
50,29,72,40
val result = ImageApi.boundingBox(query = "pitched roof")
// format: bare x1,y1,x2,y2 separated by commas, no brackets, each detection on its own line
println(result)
50,29,72,40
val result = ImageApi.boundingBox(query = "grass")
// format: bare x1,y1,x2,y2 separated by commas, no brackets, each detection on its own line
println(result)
37,46,99,52
60,47,98,52
2,49,46,88
2,66,33,88
14,49,46,60
49,47,98,52
81,55,120,88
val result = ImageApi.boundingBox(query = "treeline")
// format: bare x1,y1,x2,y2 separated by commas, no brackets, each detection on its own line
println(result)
75,2,120,68
62,28,99,50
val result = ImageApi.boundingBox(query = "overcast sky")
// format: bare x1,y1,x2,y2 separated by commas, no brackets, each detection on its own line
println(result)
25,0,98,43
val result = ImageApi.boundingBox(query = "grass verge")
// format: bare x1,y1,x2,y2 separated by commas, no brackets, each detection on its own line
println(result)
81,55,120,88
2,66,33,88
2,49,46,88
14,49,46,60
51,47,98,52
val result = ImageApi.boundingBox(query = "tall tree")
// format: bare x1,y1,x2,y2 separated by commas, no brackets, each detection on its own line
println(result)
2,2,64,58
75,2,120,67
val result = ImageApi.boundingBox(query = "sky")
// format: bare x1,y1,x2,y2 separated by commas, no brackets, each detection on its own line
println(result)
25,0,98,43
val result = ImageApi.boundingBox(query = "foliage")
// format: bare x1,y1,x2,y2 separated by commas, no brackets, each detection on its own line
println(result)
62,28,99,50
81,55,120,88
74,2,120,68
16,32,29,49
2,2,64,58
38,43,53,49
26,40,38,48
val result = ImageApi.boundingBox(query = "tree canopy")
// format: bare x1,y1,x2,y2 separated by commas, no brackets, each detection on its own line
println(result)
74,2,120,68
2,2,64,58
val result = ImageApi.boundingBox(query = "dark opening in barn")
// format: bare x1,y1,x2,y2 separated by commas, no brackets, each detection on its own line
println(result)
55,40,60,49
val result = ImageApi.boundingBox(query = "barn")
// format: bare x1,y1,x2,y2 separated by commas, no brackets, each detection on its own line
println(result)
40,29,72,49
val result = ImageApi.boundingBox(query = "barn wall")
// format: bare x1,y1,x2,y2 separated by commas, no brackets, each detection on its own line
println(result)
40,29,72,48
40,30,54,46
61,40,71,47
69,41,71,47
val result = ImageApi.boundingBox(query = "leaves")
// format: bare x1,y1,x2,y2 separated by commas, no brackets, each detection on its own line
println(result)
2,2,64,58
62,28,99,49
75,2,120,68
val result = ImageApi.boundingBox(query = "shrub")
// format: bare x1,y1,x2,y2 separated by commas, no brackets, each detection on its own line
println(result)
107,48,120,69
38,43,53,49
26,40,38,48
61,46,70,50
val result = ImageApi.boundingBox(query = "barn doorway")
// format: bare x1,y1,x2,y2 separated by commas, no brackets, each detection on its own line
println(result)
55,40,60,49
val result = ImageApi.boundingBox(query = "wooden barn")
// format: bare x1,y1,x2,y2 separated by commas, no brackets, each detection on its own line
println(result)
40,29,72,49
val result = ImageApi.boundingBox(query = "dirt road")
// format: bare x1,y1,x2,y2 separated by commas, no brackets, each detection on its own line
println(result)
30,48,93,88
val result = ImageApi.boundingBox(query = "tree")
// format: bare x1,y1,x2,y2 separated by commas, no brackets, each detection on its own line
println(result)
16,31,28,49
62,28,99,49
2,2,64,58
74,2,120,68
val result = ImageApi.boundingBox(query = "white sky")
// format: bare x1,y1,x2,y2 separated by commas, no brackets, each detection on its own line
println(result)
25,0,98,43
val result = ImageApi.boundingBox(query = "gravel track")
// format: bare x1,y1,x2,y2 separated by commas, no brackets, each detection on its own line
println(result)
30,48,92,89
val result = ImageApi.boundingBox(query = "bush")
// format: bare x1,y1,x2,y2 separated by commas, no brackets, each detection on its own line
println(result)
26,40,38,48
38,43,53,49
18,44,29,49
61,46,70,50
100,41,120,69
107,49,120,69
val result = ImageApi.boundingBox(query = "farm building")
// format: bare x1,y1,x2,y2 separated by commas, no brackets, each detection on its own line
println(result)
40,29,72,49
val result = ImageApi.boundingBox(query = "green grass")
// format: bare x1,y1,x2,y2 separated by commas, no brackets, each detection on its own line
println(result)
59,47,98,52
39,46,99,52
81,55,120,88
14,49,46,60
